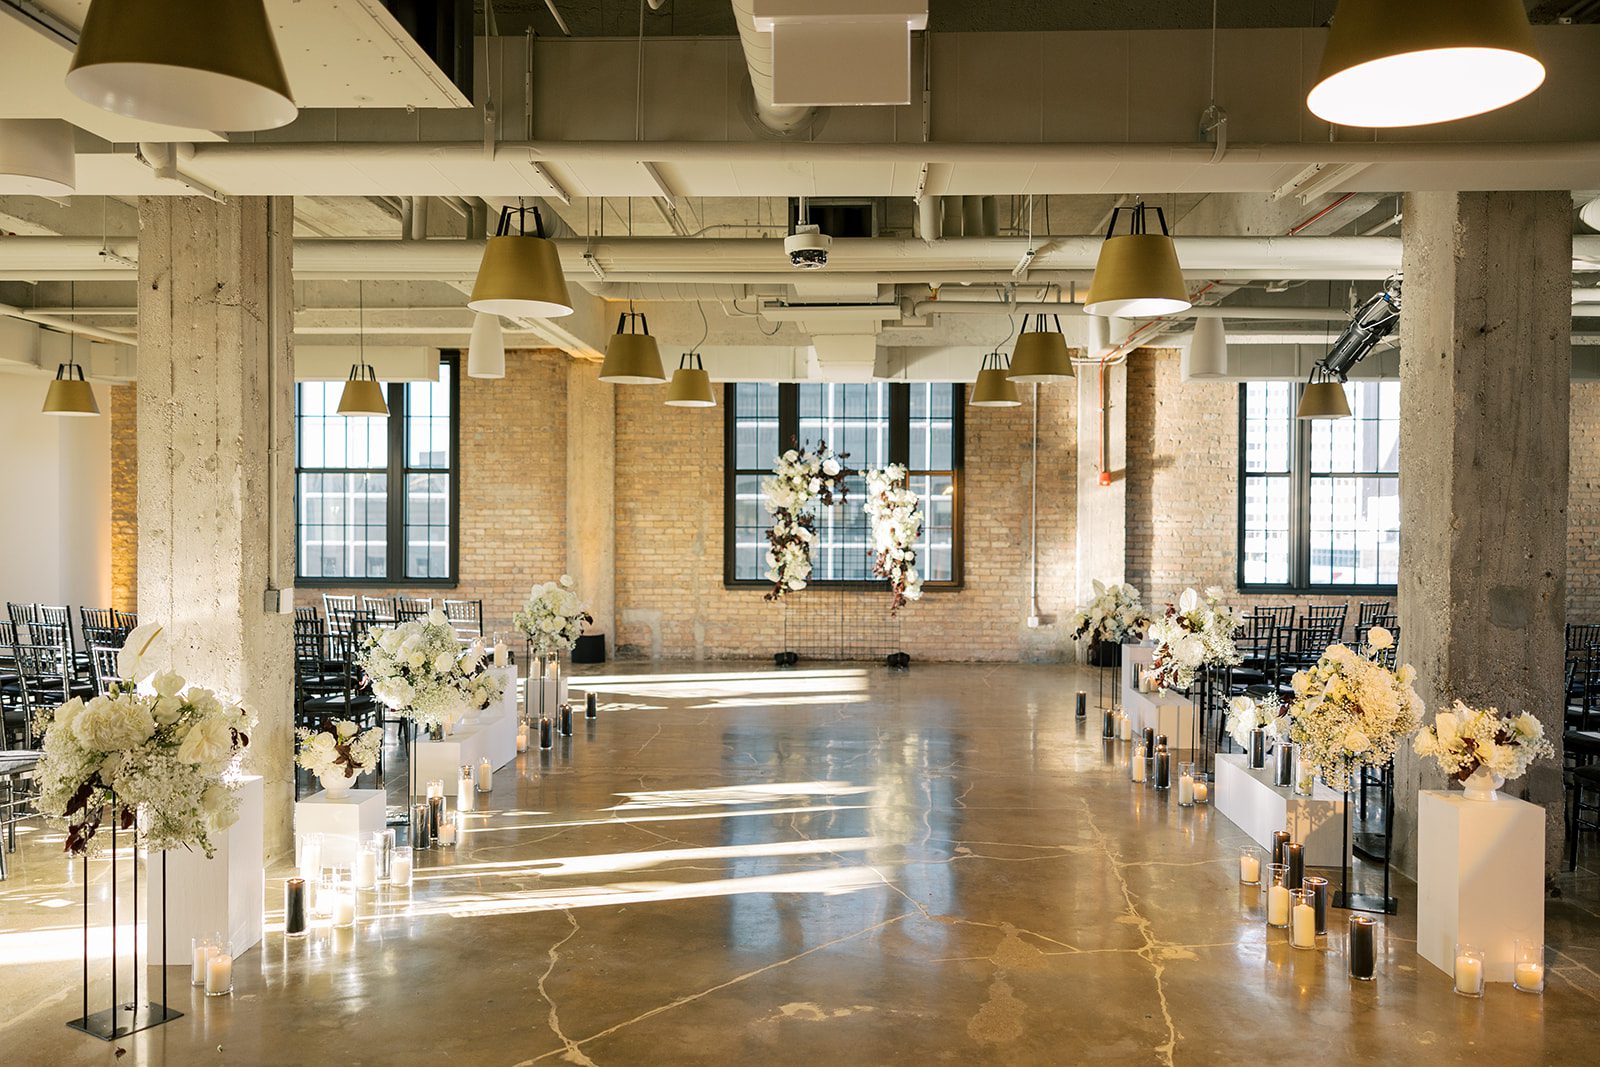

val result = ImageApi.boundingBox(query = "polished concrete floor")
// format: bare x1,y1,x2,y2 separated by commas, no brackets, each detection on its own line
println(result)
2,662,1598,1065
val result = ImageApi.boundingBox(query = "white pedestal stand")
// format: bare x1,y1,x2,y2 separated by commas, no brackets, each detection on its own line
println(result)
1417,789,1545,983
293,788,387,867
147,775,264,959
1214,754,1346,866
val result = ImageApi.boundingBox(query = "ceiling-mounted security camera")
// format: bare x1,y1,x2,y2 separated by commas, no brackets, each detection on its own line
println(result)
784,224,831,270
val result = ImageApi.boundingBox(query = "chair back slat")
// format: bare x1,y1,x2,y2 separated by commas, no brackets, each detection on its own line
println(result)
89,645,122,696
443,599,483,638
395,595,434,622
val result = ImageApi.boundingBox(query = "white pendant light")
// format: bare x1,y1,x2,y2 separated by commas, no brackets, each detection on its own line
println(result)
466,313,506,379
1307,0,1544,128
0,120,76,196
66,0,297,131
1182,317,1228,379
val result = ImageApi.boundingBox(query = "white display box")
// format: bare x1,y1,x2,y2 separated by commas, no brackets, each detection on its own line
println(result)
1214,753,1346,867
1417,790,1545,983
411,714,517,793
294,788,386,867
147,775,263,960
1121,690,1198,755
524,671,569,718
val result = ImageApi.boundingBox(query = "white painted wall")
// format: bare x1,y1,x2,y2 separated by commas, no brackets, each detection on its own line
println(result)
0,371,111,611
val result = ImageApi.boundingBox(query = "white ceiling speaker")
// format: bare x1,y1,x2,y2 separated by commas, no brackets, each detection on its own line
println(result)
0,120,76,196
466,313,506,379
66,0,297,131
1182,317,1229,379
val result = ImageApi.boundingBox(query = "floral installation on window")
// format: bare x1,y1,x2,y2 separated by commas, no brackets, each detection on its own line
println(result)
863,464,924,612
359,609,502,729
513,575,594,659
1287,626,1423,793
1146,586,1242,690
763,441,852,601
1226,692,1291,748
1069,580,1152,648
1412,700,1554,793
32,624,252,857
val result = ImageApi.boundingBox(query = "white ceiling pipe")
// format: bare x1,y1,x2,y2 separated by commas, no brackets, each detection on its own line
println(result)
0,303,136,346
730,0,817,134
182,138,1600,170
911,300,1351,321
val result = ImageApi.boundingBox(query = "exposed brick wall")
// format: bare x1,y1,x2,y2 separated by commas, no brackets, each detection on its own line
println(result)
110,384,138,613
1570,381,1600,623
308,350,569,637
1126,347,1380,632
611,380,1079,662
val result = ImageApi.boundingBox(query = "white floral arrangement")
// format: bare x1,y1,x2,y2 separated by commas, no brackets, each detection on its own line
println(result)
31,625,251,857
763,442,851,601
1069,579,1151,646
359,610,502,728
1146,587,1242,690
513,574,594,658
296,719,384,779
1412,700,1554,784
1287,627,1423,792
1226,692,1290,748
863,464,924,612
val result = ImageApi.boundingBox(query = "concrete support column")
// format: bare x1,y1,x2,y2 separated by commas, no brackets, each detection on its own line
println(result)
1395,191,1571,879
136,196,295,861
1075,360,1127,651
566,360,616,654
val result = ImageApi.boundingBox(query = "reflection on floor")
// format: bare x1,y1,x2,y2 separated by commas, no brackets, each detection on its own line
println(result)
2,662,1598,1065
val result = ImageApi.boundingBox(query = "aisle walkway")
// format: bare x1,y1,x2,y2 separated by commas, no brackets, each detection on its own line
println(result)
2,663,1598,1064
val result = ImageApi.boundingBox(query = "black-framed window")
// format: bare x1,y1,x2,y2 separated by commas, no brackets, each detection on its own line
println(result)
725,381,963,588
1239,380,1399,592
295,356,459,585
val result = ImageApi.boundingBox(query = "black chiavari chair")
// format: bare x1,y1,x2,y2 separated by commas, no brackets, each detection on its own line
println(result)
361,596,397,625
395,595,434,622
1306,603,1349,643
322,595,357,631
88,645,122,696
11,643,90,748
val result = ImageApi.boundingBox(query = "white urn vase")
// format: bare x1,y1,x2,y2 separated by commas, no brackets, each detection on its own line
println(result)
1461,765,1505,802
319,768,357,799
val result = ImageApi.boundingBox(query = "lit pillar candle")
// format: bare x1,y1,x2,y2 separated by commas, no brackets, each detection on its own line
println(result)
1348,916,1377,980
438,817,457,846
1239,847,1261,885
1267,883,1291,928
493,634,508,668
1291,891,1316,948
191,937,218,986
205,953,234,996
1515,961,1545,992
390,846,413,888
1514,939,1545,993
475,757,493,792
457,766,475,811
1271,830,1291,867
333,892,355,929
1154,746,1170,790
1119,714,1132,741
284,878,308,937
540,715,554,750
1303,875,1328,934
516,721,529,752
1102,710,1116,738
1193,781,1209,804
1177,765,1195,806
1284,841,1305,890
354,847,378,891
1075,691,1087,718
1454,950,1485,997
1130,743,1147,783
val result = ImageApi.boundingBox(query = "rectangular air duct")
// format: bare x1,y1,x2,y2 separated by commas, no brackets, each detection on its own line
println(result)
752,0,927,107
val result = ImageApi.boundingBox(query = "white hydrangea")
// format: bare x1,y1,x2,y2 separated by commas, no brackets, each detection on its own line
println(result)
1146,587,1241,690
1288,631,1424,791
359,610,503,728
296,718,384,777
1069,579,1152,646
863,464,925,612
762,442,850,601
1412,699,1553,783
1226,693,1289,748
513,575,595,657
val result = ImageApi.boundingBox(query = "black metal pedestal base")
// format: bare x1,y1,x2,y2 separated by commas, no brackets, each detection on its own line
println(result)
1333,890,1399,916
69,1003,183,1042
885,651,910,670
773,651,799,668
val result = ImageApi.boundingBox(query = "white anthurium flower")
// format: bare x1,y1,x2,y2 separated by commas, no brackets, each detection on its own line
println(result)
1177,588,1200,614
117,623,165,685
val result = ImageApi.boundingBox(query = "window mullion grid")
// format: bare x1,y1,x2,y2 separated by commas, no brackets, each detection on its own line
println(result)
386,382,406,582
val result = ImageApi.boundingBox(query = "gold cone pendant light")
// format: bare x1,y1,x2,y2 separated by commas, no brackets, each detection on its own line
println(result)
1297,362,1352,420
970,351,1021,407
1007,315,1074,383
600,312,666,385
1308,0,1543,128
42,360,99,416
1084,203,1191,319
67,0,296,131
468,204,574,319
666,353,716,407
338,283,388,417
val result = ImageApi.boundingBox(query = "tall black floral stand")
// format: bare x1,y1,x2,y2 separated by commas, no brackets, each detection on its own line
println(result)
1335,762,1399,915
68,803,181,1041
1185,666,1229,781
1089,640,1122,712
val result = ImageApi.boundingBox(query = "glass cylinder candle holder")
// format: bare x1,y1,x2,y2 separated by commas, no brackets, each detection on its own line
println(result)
1075,690,1087,718
540,714,554,750
1101,709,1115,738
1130,742,1147,783
1284,841,1305,890
1193,778,1210,804
1454,943,1486,998
585,690,598,719
390,845,414,888
1238,845,1262,886
1513,940,1545,994
372,829,395,881
332,874,357,930
1348,916,1377,981
315,866,338,918
1273,741,1295,787
284,878,309,938
191,935,219,987
1154,746,1171,790
1248,727,1267,768
204,951,234,997
1119,713,1132,742
1270,829,1291,867
1303,875,1328,935
1289,889,1316,949
1177,761,1196,806
354,842,379,891
1265,863,1292,928
457,765,475,812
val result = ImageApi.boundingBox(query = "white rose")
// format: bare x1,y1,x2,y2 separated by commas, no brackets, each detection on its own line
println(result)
1366,626,1394,651
177,714,235,765
433,651,456,674
822,458,841,477
1343,729,1371,754
151,669,186,698
408,652,426,670
1434,711,1459,745
334,720,357,739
